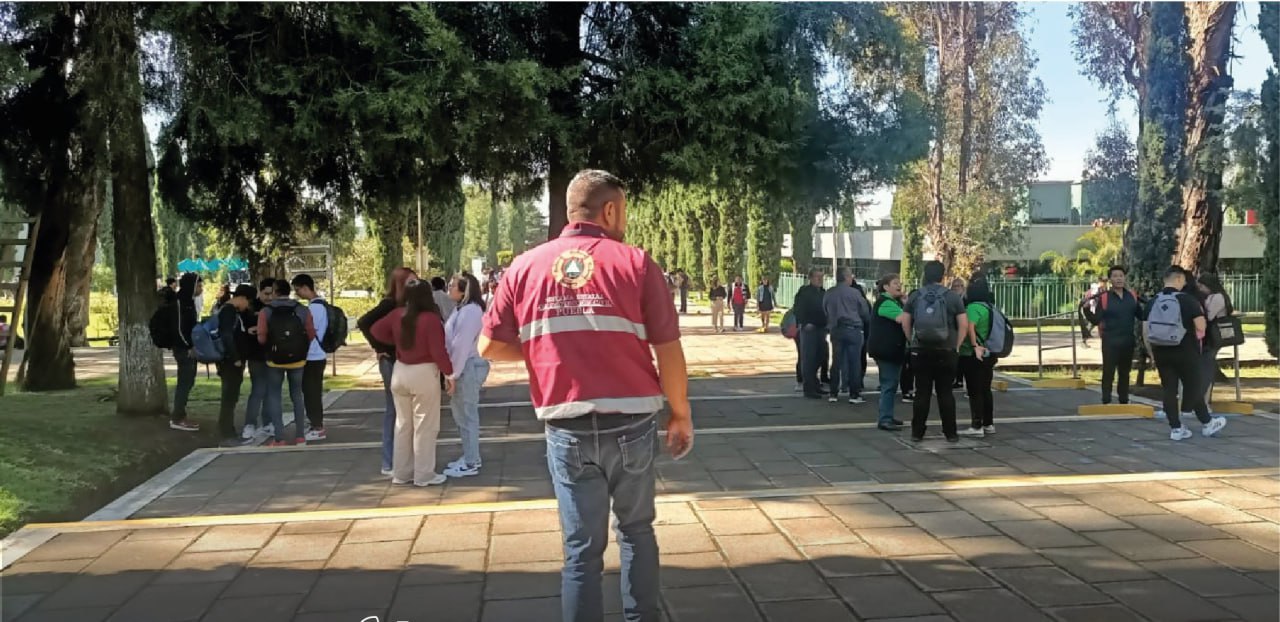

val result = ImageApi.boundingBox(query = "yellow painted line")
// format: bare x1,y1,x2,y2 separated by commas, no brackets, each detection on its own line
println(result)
23,467,1278,533
1211,401,1254,415
993,380,1009,392
1031,378,1087,389
1078,404,1154,417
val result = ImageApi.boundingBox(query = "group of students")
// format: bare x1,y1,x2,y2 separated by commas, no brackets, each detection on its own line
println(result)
787,261,1002,441
1081,264,1235,441
706,275,776,332
358,270,490,486
158,273,335,446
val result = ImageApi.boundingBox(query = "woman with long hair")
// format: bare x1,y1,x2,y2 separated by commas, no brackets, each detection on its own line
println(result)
443,272,491,478
358,267,418,475
1197,272,1233,404
868,274,907,431
958,277,997,438
371,280,454,486
757,277,776,332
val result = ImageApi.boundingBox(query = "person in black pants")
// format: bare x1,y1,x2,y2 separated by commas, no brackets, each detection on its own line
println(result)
957,278,996,438
1081,265,1142,404
170,273,203,432
793,268,828,398
1145,266,1225,441
901,261,968,442
216,284,257,446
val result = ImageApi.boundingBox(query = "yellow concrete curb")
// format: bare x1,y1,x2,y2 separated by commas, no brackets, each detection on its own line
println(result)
1031,378,1087,389
993,380,1009,392
1078,404,1154,417
1211,401,1255,415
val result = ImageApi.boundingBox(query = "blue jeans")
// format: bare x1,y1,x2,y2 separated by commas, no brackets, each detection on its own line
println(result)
830,326,865,397
246,360,269,428
450,357,491,467
379,356,396,471
876,359,902,426
264,366,306,442
546,414,660,622
172,347,198,420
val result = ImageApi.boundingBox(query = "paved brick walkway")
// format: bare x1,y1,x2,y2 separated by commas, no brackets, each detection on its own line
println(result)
3,311,1277,622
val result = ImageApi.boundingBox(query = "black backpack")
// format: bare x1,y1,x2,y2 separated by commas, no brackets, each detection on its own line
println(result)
314,300,348,353
267,305,310,365
149,298,178,349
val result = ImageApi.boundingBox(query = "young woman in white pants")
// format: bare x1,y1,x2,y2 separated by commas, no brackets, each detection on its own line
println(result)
443,272,491,478
371,280,455,486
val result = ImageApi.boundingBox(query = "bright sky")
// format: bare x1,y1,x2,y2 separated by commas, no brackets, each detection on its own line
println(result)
856,1,1273,225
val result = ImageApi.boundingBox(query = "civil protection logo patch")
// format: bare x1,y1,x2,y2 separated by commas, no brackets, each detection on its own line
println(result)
551,249,594,289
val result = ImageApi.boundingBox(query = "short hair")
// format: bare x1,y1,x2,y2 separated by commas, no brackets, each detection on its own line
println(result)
0,315,7,322
165,277,176,286
966,278,993,304
274,279,292,297
258,277,276,291
430,276,447,291
835,267,852,283
807,267,824,278
290,274,315,290
1163,265,1187,280
922,261,945,285
566,169,625,222
1108,265,1126,277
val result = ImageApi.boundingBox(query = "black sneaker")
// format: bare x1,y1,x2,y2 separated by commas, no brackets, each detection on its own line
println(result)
910,435,924,443
878,422,902,431
901,393,914,403
892,419,904,426
945,435,960,443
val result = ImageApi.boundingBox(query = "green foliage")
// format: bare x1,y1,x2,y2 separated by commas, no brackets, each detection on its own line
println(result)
747,197,782,288
1040,225,1125,280
496,250,514,267
333,234,383,295
1127,2,1188,294
891,170,926,285
716,193,746,284
788,207,815,277
1083,117,1138,222
1069,3,1146,105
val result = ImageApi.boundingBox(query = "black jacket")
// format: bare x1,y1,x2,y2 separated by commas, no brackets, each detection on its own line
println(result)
358,297,399,355
1082,288,1142,347
173,290,197,348
241,300,266,361
868,296,907,363
217,304,253,363
793,284,827,328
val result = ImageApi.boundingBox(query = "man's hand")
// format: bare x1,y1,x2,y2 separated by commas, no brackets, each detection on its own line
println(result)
445,377,456,396
666,407,694,459
478,335,523,362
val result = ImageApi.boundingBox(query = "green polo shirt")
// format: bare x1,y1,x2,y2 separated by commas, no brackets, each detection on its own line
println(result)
960,302,991,357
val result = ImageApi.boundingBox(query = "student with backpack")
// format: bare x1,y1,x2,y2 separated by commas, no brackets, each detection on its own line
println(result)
292,274,335,441
1144,266,1226,441
957,278,999,438
212,285,257,447
371,280,455,486
729,275,750,331
1081,266,1142,405
257,279,316,446
901,261,969,443
1197,272,1235,404
240,279,275,440
868,274,907,431
171,272,202,432
358,267,418,475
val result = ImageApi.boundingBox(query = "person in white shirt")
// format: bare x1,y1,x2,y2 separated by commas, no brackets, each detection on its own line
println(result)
443,272,491,478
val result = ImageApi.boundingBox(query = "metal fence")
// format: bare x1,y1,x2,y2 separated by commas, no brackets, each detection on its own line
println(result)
775,273,1266,320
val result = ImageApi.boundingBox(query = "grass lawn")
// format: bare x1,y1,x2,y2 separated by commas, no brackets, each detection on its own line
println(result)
1006,364,1279,407
0,372,376,538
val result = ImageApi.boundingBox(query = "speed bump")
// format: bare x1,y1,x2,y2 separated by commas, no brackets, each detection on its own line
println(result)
1031,378,1087,390
1211,401,1254,415
1077,404,1154,417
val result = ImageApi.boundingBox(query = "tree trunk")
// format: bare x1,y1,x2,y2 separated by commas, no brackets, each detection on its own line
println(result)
927,7,953,271
91,3,167,415
63,168,105,347
957,2,978,198
1175,2,1236,273
486,187,501,267
21,198,76,390
370,203,406,283
543,2,586,239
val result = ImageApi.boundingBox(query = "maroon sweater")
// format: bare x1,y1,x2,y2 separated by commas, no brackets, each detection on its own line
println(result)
370,308,453,376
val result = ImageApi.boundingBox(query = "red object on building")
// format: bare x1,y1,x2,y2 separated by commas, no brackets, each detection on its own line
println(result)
1246,209,1258,225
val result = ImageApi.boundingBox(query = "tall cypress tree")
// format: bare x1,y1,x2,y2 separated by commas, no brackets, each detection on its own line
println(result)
1259,2,1279,357
1126,3,1188,294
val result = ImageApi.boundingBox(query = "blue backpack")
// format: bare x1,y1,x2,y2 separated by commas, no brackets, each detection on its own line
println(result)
191,315,225,363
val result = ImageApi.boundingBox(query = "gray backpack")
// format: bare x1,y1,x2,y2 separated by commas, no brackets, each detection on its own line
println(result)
1146,293,1187,346
913,287,951,348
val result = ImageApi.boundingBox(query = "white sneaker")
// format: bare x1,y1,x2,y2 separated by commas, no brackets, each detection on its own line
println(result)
304,428,327,442
958,427,985,438
444,463,481,478
828,396,839,403
380,468,393,476
1202,416,1227,438
415,474,448,487
447,456,481,470
241,424,257,440
983,425,996,435
794,383,803,393
848,396,866,405
1169,427,1193,441
261,424,275,437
